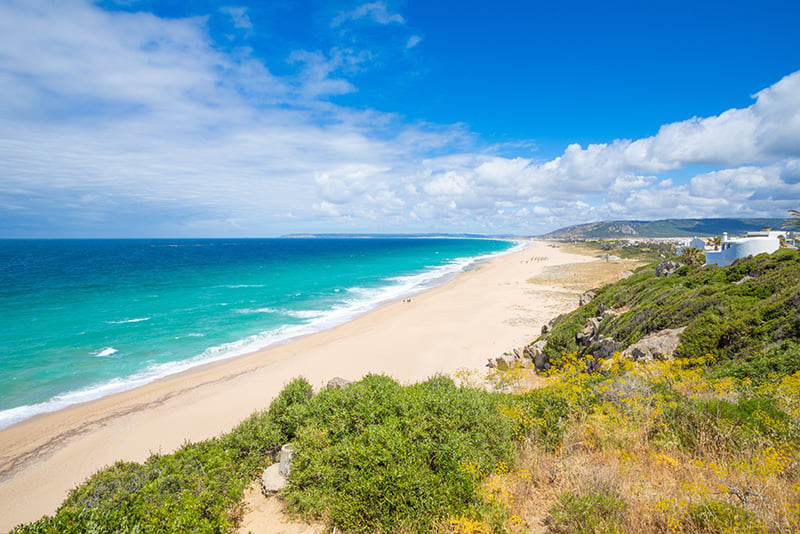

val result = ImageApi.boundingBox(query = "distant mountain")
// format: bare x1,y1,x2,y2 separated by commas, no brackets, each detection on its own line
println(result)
541,218,787,240
281,233,508,239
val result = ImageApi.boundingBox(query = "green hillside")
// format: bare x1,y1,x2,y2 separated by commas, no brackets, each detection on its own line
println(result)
12,249,800,534
542,218,786,239
539,247,800,379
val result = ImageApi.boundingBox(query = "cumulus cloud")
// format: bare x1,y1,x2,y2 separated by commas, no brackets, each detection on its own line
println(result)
221,6,253,30
0,0,797,237
331,2,405,27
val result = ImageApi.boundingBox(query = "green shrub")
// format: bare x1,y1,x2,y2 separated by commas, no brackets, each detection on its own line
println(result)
661,393,798,455
267,376,313,442
540,249,800,377
709,341,800,384
284,374,515,533
546,487,626,534
686,499,758,533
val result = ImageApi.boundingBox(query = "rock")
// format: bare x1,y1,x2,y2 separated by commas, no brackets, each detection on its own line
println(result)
326,377,351,389
531,341,548,371
523,340,548,370
601,309,617,321
579,290,597,306
623,327,685,362
617,270,634,281
261,443,296,494
261,463,285,494
494,354,516,370
655,260,683,277
541,323,549,335
576,317,602,346
279,443,294,477
587,337,620,359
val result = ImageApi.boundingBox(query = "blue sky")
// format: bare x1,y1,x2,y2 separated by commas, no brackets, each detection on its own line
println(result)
1,0,799,237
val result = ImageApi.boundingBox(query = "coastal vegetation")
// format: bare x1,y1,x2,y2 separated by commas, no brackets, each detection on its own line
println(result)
11,249,800,533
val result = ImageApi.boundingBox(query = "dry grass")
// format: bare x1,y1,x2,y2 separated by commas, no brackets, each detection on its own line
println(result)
527,260,643,292
455,355,800,534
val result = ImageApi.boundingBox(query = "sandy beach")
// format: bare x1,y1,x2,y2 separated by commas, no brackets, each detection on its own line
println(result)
0,240,606,530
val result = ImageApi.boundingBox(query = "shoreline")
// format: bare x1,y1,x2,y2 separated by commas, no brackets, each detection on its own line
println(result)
0,240,595,530
0,238,522,432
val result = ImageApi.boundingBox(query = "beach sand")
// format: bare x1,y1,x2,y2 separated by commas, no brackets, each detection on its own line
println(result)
0,240,623,531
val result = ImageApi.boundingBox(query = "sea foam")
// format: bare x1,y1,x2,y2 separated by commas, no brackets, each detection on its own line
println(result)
0,239,523,431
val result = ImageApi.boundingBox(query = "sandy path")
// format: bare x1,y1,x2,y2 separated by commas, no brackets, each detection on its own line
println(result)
0,240,595,531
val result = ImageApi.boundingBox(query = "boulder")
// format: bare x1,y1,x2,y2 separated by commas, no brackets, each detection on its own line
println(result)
261,464,285,494
623,327,685,362
326,377,352,389
524,340,548,370
579,290,597,306
493,354,516,370
587,337,620,359
576,317,602,346
655,260,683,277
261,443,296,494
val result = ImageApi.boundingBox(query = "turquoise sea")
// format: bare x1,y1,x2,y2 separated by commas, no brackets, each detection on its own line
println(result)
0,238,518,429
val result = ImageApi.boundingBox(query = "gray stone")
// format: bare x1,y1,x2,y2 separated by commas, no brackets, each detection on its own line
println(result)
576,317,602,346
261,443,296,495
655,260,683,277
522,340,548,370
623,327,685,362
326,377,352,389
587,337,620,359
279,443,295,477
261,464,286,494
579,290,597,306
494,354,515,370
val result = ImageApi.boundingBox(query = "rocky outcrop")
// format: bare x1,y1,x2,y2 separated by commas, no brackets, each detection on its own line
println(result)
576,317,602,346
587,336,620,359
488,353,517,370
579,290,597,306
326,377,352,389
524,340,548,371
623,327,685,362
655,260,683,277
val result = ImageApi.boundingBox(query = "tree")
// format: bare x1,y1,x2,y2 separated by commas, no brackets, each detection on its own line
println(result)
783,209,800,231
706,235,722,251
680,246,705,267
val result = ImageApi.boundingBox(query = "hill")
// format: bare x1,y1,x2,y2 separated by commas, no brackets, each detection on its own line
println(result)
13,249,800,533
542,217,786,239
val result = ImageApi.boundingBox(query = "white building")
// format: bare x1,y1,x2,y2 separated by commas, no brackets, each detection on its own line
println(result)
689,237,706,250
705,230,785,267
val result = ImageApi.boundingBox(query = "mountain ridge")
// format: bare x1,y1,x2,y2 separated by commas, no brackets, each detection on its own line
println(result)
541,217,786,239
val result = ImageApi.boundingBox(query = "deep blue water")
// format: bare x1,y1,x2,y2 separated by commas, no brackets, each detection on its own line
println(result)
0,238,517,429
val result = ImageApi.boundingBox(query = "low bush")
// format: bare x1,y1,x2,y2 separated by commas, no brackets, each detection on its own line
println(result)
686,499,757,533
285,374,515,533
546,487,626,534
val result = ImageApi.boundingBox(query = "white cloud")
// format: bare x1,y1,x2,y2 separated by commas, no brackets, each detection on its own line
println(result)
406,35,422,49
0,0,797,237
221,6,253,30
331,2,405,27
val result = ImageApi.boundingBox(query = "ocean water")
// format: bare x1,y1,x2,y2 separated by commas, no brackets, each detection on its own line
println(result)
0,237,518,429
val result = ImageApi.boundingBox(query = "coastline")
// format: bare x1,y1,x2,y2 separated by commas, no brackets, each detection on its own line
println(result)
0,240,595,530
